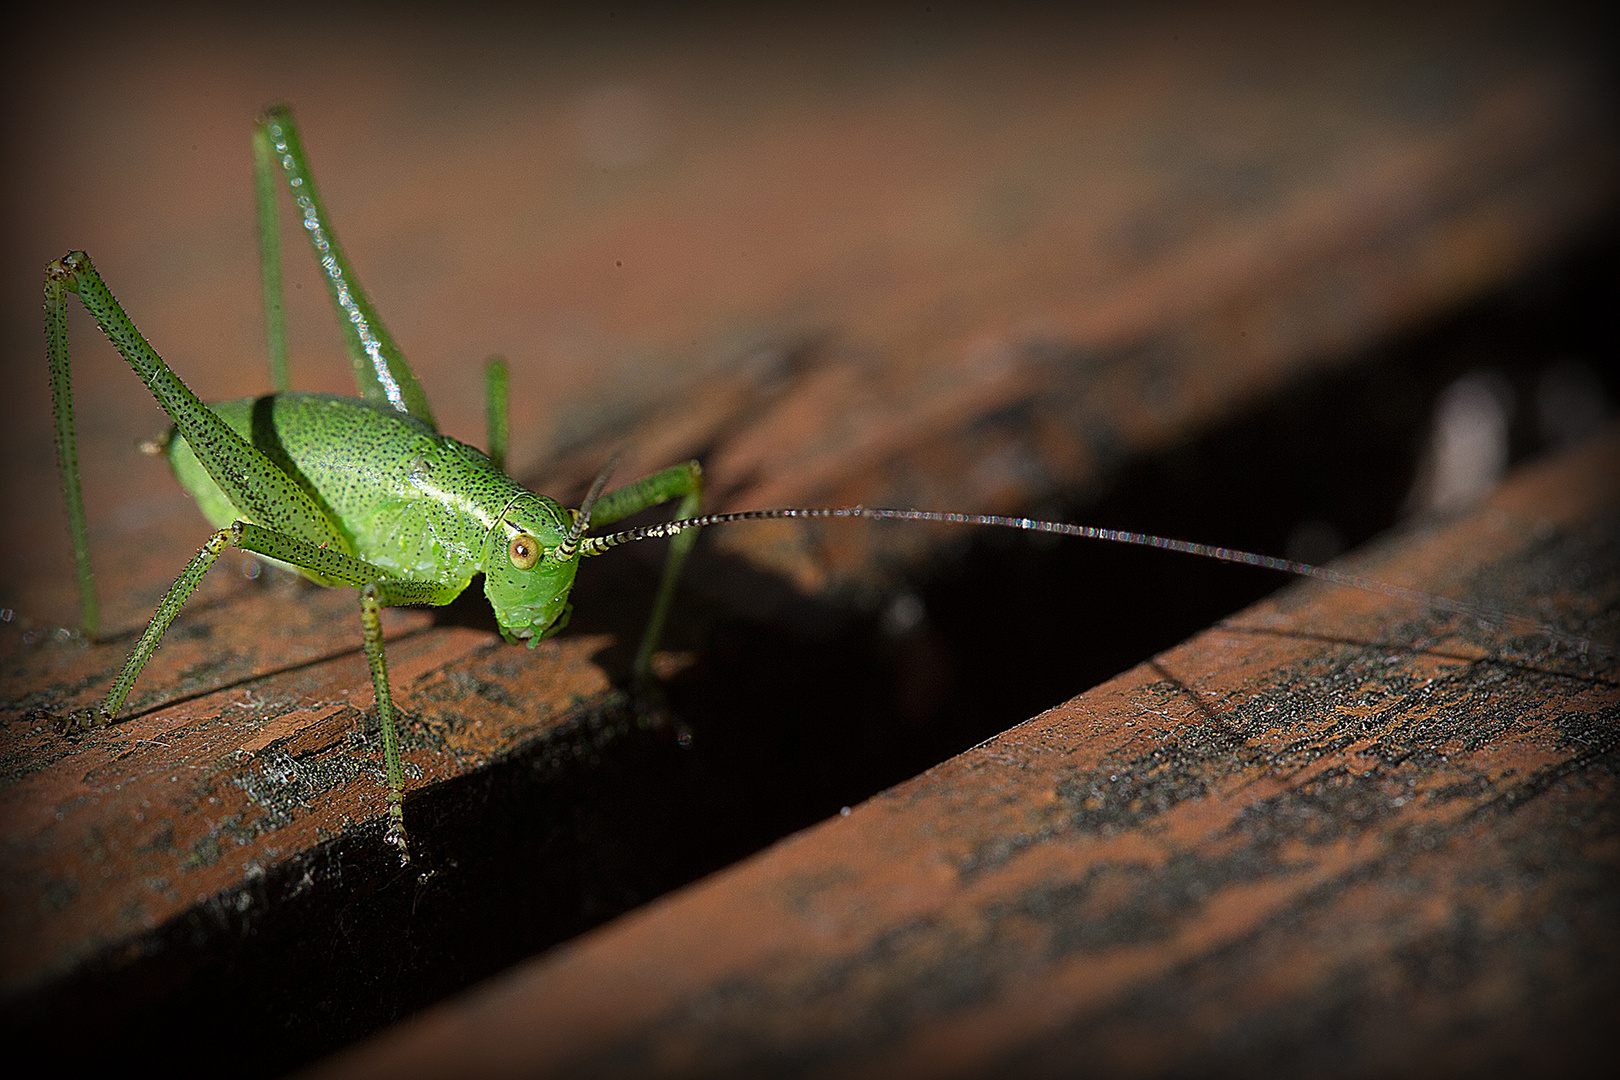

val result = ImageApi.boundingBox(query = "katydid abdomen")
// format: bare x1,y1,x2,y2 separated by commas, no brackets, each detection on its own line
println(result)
163,392,565,586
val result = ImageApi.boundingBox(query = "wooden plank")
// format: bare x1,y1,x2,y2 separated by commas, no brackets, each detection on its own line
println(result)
310,427,1619,1079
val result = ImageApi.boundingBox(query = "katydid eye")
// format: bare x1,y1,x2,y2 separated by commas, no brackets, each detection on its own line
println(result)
508,533,540,570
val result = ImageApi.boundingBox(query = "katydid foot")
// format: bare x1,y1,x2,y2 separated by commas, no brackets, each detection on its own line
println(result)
50,704,114,735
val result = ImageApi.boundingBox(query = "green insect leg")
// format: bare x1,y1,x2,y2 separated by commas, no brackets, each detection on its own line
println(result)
54,518,403,733
359,584,409,863
484,356,509,474
44,266,99,638
252,120,290,393
590,461,706,687
256,104,438,430
55,510,442,863
228,520,457,865
48,253,351,560
53,527,236,733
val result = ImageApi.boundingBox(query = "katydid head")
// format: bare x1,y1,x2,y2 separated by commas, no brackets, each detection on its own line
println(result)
481,457,625,647
481,491,581,647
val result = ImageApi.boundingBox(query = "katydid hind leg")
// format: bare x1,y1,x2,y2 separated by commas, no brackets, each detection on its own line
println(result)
44,262,99,639
46,253,351,561
255,104,438,430
485,356,509,473
252,120,290,394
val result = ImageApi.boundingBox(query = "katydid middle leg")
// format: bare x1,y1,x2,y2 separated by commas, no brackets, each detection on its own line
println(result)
217,520,454,862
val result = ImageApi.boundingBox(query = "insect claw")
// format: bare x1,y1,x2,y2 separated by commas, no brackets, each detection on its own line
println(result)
50,704,112,735
385,824,411,865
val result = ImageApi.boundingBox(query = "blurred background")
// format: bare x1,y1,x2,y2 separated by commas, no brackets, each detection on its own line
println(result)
2,2,1616,1074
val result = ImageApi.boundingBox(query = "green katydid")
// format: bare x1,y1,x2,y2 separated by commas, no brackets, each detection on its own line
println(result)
46,104,704,865
45,105,1602,868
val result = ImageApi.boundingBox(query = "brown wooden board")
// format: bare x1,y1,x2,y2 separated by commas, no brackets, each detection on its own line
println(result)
310,426,1619,1079
1,5,1616,1075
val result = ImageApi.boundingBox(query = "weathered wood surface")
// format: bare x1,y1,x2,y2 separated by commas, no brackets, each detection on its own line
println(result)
1,5,1616,1075
313,426,1619,1079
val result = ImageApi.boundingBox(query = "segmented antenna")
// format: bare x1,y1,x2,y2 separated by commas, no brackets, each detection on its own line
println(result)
558,454,621,561
579,506,1609,658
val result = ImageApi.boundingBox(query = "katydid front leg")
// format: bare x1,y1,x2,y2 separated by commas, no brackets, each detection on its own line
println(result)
587,461,706,687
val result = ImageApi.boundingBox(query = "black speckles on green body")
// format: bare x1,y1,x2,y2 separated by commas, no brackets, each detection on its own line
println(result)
167,393,568,595
54,255,347,560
